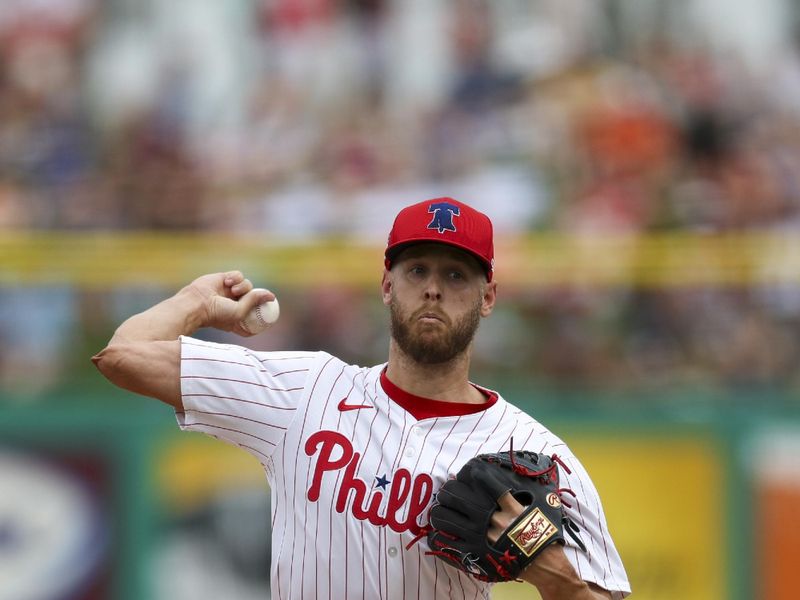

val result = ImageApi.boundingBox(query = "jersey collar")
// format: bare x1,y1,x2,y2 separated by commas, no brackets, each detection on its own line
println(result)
379,368,498,420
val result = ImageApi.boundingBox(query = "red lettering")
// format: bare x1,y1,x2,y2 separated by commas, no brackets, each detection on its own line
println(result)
366,491,386,527
338,456,389,527
385,469,411,532
305,431,352,502
336,454,368,516
405,473,434,535
305,430,436,536
519,525,540,544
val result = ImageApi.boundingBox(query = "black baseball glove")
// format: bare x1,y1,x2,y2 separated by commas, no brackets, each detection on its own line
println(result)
425,449,586,582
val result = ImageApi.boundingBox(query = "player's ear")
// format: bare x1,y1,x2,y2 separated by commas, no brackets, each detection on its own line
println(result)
480,281,497,317
381,269,393,306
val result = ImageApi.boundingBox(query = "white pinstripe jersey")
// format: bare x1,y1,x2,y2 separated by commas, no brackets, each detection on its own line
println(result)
177,336,631,599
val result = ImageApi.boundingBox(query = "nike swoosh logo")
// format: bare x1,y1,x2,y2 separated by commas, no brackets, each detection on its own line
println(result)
337,397,374,412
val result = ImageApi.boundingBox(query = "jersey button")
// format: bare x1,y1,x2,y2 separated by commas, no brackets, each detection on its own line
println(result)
388,547,398,557
404,447,415,458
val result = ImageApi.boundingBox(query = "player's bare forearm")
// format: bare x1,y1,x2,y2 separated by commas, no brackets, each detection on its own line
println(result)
489,495,612,600
93,271,271,409
109,285,209,345
520,546,612,600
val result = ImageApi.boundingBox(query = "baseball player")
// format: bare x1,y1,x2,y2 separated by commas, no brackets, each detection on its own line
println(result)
93,198,630,599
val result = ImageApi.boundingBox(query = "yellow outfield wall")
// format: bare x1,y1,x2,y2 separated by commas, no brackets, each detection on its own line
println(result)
2,231,800,288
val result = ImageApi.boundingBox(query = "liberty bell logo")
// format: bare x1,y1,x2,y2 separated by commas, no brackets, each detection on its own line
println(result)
427,202,460,234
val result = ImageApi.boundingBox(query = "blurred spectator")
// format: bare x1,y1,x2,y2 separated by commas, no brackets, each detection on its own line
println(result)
0,286,76,397
2,0,800,399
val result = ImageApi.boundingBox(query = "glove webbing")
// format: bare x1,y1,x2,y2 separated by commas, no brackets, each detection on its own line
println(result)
488,445,577,508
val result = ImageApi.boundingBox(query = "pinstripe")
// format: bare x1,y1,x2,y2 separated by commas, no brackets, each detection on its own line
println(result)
428,417,461,597
183,393,297,411
181,374,304,392
272,368,311,377
302,362,346,600
571,458,617,584
479,403,508,450
518,422,538,450
361,392,383,600
568,464,589,580
275,440,287,600
232,443,271,462
183,422,277,446
497,412,523,451
380,528,388,600
335,370,368,600
443,409,489,475
359,520,366,600
397,530,407,600
373,390,398,598
455,570,469,600
183,409,288,430
258,355,317,362
374,384,395,496
288,356,336,597
182,356,272,369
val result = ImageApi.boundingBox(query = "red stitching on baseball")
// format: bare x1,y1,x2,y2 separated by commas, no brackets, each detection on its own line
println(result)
255,304,266,326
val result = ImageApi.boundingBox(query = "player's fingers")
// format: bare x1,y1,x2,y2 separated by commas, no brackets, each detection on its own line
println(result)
223,270,244,287
455,458,479,484
236,288,276,316
429,505,483,538
230,277,254,298
436,480,471,506
472,466,512,501
437,480,494,515
487,492,525,543
210,288,276,335
488,515,511,544
496,491,525,514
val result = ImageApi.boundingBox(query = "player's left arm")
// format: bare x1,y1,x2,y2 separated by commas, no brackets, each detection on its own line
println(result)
490,493,613,600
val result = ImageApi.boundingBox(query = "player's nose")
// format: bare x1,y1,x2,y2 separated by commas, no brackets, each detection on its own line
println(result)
422,276,443,300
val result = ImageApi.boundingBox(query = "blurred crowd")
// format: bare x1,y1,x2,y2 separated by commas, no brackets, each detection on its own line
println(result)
2,0,800,399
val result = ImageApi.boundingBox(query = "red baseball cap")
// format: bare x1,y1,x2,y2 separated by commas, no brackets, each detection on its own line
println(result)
384,198,495,281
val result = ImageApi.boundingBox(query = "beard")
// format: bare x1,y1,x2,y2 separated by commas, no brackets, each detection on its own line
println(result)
389,294,482,365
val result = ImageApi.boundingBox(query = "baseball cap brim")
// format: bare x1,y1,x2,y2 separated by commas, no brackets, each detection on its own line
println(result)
385,239,492,278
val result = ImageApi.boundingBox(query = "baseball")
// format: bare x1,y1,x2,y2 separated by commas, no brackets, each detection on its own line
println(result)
240,294,280,335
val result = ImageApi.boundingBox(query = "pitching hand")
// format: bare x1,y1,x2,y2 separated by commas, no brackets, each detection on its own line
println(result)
186,271,275,336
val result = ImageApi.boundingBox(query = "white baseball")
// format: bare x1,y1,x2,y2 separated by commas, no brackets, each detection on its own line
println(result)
240,294,280,335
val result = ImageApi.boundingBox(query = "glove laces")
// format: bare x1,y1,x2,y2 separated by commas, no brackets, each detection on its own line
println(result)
506,438,576,508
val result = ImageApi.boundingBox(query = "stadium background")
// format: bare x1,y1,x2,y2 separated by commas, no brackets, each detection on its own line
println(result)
1,1,800,598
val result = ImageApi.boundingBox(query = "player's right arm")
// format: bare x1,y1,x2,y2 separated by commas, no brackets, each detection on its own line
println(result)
92,271,273,410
